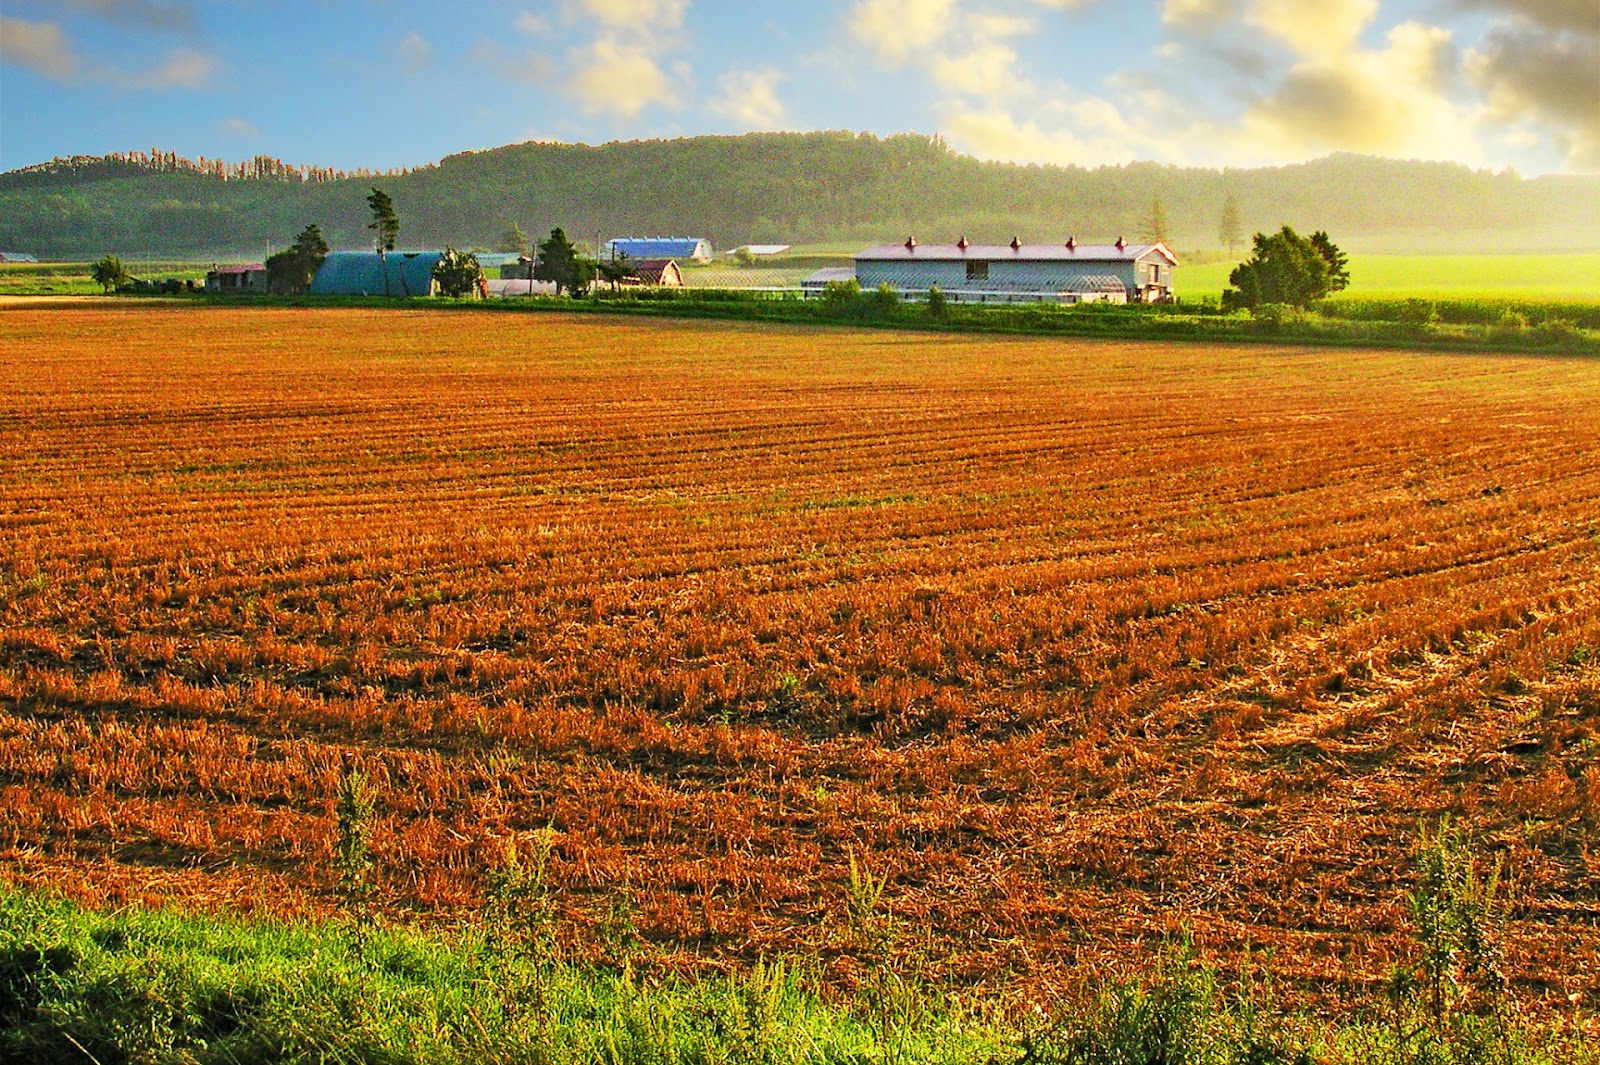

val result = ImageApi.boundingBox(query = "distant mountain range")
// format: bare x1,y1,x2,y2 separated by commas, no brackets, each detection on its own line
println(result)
2,131,1596,258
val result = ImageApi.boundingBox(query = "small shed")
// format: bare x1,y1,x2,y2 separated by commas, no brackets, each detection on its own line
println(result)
632,259,684,287
0,252,39,263
205,263,268,294
605,237,713,262
485,278,559,298
310,251,443,297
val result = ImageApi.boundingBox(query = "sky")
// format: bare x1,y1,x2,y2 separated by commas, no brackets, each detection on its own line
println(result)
1,0,1596,176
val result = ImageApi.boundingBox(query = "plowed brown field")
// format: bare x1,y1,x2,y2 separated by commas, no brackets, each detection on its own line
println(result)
2,304,1597,1003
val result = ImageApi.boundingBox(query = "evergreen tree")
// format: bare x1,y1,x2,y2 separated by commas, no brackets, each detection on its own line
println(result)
1219,193,1243,254
534,227,581,296
496,222,529,254
366,187,400,295
1142,197,1171,245
366,187,400,253
265,223,329,294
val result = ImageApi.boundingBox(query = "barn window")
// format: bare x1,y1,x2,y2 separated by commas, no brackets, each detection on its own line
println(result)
966,261,989,281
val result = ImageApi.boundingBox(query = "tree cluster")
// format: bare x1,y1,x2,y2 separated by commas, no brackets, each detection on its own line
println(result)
432,247,486,298
1223,226,1350,311
534,228,596,297
265,224,330,294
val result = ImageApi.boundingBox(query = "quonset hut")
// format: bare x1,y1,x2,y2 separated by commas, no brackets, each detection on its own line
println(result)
310,251,443,297
853,238,1178,304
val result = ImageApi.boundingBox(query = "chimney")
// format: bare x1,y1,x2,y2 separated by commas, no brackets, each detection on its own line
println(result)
905,236,918,252
1115,235,1128,251
957,236,969,251
1065,236,1077,251
1009,236,1022,251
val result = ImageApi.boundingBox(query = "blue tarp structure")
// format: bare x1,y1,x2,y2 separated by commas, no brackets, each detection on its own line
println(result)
310,251,443,296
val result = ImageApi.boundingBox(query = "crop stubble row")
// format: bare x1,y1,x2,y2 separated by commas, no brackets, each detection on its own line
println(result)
0,305,1597,1001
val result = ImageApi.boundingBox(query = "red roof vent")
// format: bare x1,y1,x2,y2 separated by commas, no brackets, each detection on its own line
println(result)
1065,236,1077,251
957,236,969,251
1115,235,1128,250
1009,236,1022,251
905,236,918,252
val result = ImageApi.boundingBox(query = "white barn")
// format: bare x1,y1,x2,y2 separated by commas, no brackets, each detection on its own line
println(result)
853,237,1178,304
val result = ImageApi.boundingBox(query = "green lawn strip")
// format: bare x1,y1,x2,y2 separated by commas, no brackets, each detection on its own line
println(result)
2,885,1594,1064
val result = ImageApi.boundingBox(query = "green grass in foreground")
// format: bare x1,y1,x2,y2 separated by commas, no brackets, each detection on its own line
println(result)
2,884,1594,1064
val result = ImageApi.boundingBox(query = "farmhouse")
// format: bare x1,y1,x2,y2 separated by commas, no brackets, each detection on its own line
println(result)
604,237,713,262
853,237,1178,304
310,251,443,297
204,263,268,294
631,258,684,287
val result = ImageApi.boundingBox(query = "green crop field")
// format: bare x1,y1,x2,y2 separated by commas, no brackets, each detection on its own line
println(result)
1177,252,1600,302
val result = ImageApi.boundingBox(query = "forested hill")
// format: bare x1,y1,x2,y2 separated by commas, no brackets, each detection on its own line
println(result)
3,131,1596,258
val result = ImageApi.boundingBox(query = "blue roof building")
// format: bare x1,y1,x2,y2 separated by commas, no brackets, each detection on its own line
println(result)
604,237,713,262
310,251,443,297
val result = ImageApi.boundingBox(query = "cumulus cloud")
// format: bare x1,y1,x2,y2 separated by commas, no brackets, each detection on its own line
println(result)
1245,0,1376,58
1455,0,1599,36
709,67,786,129
61,0,195,33
567,35,682,119
1239,21,1479,163
467,38,555,83
398,32,434,75
849,0,958,66
556,0,691,119
1,14,215,87
564,0,688,34
220,117,260,139
1468,20,1600,168
1,16,78,79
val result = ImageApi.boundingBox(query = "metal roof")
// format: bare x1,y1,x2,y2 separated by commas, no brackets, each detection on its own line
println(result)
801,267,858,286
607,238,711,259
0,252,39,263
310,251,443,297
210,263,266,274
855,241,1177,265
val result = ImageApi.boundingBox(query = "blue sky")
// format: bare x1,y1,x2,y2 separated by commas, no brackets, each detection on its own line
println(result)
2,1,1596,175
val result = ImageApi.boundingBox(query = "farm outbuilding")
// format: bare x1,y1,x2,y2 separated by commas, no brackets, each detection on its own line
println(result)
205,263,268,294
604,237,713,262
631,259,684,287
0,252,39,263
853,238,1178,304
310,252,443,297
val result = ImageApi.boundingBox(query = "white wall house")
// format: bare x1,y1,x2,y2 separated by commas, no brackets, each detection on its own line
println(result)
852,238,1178,304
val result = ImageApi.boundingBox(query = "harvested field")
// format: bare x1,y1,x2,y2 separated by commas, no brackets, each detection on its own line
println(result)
1,304,1597,1006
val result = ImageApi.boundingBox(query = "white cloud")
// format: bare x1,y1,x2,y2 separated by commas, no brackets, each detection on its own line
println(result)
565,0,688,34
220,117,260,138
515,11,551,35
398,32,434,75
1,16,215,88
1467,19,1600,169
849,0,958,66
0,17,78,79
567,35,679,119
1246,0,1377,58
709,67,785,129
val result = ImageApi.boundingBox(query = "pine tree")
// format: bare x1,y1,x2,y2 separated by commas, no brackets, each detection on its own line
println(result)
1219,193,1243,255
1142,197,1171,245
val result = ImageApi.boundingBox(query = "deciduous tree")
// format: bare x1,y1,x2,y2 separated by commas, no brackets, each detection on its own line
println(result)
265,223,329,294
89,254,129,294
1219,193,1243,255
1223,225,1347,311
432,246,485,298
